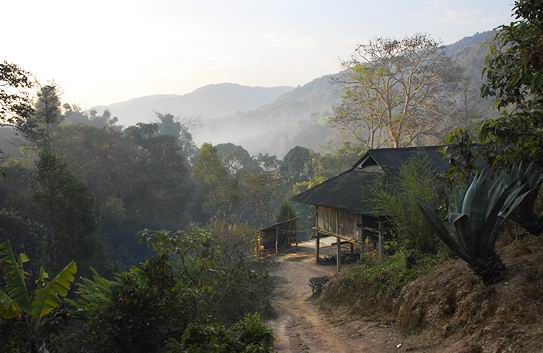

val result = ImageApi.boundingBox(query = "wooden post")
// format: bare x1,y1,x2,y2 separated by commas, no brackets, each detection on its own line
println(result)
359,216,364,262
336,236,341,273
275,226,279,254
256,232,260,257
335,209,339,234
315,206,320,264
316,232,320,264
378,218,384,260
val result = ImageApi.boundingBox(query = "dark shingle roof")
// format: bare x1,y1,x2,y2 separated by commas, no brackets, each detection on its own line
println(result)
292,165,384,214
291,145,451,216
364,146,451,174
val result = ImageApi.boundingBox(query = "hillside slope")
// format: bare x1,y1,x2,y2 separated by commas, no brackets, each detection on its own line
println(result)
93,83,293,127
94,31,497,156
208,31,497,156
396,234,543,352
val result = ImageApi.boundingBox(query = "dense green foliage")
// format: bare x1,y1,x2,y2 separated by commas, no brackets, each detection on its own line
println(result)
0,210,47,273
0,75,289,352
34,153,99,272
480,0,543,165
0,62,34,135
373,156,445,254
504,163,543,233
193,143,240,218
58,226,274,353
165,313,273,353
322,251,442,315
276,202,297,222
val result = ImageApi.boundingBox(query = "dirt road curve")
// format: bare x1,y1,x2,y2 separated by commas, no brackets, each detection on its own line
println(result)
268,243,403,353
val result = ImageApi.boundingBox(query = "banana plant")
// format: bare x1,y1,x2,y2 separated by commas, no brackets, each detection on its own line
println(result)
0,240,77,353
418,169,537,284
503,163,543,234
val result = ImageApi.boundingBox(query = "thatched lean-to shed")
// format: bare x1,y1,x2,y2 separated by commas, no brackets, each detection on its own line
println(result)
292,145,453,270
259,217,299,255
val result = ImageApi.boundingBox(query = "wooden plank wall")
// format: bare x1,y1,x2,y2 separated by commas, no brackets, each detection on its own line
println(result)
317,206,361,241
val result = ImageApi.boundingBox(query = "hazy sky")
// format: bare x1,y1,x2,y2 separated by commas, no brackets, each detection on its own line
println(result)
2,0,513,107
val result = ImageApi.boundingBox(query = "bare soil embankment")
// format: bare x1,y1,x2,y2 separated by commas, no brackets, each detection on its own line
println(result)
270,233,543,353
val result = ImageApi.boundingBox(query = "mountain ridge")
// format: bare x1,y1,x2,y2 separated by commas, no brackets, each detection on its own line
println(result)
95,30,497,156
92,82,293,126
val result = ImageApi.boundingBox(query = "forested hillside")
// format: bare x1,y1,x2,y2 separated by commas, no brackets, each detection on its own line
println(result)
94,31,496,156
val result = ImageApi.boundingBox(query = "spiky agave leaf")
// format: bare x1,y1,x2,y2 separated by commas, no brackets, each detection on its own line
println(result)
503,163,543,233
419,165,536,284
418,203,470,262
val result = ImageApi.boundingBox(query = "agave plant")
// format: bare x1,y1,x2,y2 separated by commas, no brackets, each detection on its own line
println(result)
0,240,77,353
418,169,537,284
503,163,543,234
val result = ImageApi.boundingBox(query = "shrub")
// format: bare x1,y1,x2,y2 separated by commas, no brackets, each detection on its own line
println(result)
0,209,47,272
166,313,273,353
227,313,274,353
372,155,446,254
63,226,274,352
322,251,442,316
168,323,229,353
65,256,203,353
308,276,330,297
276,202,297,222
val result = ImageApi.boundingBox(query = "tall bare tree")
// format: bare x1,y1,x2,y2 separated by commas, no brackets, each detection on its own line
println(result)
331,34,461,148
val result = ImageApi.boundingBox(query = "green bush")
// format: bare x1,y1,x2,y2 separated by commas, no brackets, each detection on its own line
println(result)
322,251,443,315
166,313,273,353
372,155,446,254
168,323,229,353
61,226,274,353
64,256,203,353
228,313,274,352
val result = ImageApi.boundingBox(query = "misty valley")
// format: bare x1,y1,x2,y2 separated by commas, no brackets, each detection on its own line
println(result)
1,1,543,353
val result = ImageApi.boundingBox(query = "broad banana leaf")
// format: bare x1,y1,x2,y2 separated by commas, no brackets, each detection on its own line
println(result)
0,240,31,314
31,260,77,318
0,290,20,319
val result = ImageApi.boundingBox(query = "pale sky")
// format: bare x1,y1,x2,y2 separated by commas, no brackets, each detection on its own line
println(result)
1,0,514,107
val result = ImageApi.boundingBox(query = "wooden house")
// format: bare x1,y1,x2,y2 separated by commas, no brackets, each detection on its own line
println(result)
292,146,452,270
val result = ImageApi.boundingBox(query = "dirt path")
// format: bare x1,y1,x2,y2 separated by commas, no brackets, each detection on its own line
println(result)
268,241,404,353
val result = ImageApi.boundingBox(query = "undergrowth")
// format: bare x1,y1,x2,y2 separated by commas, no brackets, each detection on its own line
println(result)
321,250,446,318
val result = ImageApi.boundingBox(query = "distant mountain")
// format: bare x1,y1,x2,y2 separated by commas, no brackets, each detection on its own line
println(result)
194,74,343,155
445,31,495,57
219,31,498,156
94,30,497,157
93,83,293,127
